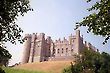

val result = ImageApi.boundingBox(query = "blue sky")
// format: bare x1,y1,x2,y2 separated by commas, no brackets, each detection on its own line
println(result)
6,0,110,65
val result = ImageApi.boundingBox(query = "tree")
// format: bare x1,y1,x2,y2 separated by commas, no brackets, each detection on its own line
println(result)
0,46,12,66
0,0,32,56
62,48,110,73
0,68,5,73
0,0,32,45
0,0,32,72
76,0,110,44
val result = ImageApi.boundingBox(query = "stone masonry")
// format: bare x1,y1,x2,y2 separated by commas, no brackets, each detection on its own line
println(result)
22,30,97,64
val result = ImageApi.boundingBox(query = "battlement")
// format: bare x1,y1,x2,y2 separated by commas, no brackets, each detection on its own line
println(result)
55,37,68,44
46,36,52,44
39,33,45,36
24,33,51,40
84,41,97,52
22,30,97,63
24,34,32,40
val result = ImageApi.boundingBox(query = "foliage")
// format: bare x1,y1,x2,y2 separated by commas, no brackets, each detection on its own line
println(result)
0,46,12,66
76,0,110,44
0,67,5,73
62,48,110,73
0,0,33,45
63,66,72,73
0,0,32,65
0,0,32,72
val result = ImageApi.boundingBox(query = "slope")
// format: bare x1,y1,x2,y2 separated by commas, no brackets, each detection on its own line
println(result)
15,61,73,73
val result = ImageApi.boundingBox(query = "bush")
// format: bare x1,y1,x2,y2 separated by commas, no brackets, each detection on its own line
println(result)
0,67,5,73
62,48,110,73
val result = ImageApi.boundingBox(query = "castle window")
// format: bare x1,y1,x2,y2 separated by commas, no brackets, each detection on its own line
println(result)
71,49,73,52
62,48,64,53
73,40,74,42
66,48,68,53
48,49,51,57
58,49,60,54
53,49,55,54
49,49,50,53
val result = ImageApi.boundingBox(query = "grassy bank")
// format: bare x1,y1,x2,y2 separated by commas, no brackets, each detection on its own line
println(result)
4,67,45,73
15,61,72,73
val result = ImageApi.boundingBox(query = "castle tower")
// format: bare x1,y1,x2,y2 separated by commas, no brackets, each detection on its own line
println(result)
74,30,81,54
28,33,36,63
69,34,73,44
46,36,51,57
22,34,31,64
50,42,55,57
33,33,45,62
21,30,97,62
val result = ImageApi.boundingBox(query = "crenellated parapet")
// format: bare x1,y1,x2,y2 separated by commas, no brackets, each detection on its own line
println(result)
22,30,97,63
24,34,32,40
84,41,97,52
55,37,68,44
46,36,51,44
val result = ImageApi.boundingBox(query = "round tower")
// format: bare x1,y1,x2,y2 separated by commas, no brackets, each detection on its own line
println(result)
22,34,31,64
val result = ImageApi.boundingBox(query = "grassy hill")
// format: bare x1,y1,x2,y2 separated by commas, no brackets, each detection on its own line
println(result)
4,67,44,73
15,61,73,73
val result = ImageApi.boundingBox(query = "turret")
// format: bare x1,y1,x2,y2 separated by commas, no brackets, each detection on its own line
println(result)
33,33,45,62
69,34,73,44
74,30,84,54
46,36,51,44
22,34,31,64
76,30,80,37
74,30,81,54
39,33,45,40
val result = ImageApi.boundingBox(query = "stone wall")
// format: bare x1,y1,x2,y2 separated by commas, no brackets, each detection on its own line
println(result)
22,30,97,64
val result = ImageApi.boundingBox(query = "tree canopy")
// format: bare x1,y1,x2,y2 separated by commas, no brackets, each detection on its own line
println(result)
63,48,110,73
0,46,12,66
76,0,110,44
0,0,32,70
0,0,32,45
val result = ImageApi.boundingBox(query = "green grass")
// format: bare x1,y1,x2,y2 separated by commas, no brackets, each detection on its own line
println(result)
3,67,45,73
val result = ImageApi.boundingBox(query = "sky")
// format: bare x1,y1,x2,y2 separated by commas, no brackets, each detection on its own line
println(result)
6,0,110,65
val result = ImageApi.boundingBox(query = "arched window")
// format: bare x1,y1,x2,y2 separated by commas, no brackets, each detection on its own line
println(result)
48,49,51,57
62,48,64,53
58,49,60,54
73,40,74,42
66,48,68,53
53,49,55,54
49,49,50,53
71,49,73,52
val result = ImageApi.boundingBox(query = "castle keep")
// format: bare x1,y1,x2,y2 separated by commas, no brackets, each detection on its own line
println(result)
22,30,96,64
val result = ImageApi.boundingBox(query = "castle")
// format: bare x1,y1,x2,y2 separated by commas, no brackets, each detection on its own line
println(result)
22,30,96,64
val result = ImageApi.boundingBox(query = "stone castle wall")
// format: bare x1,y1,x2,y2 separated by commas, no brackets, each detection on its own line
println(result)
22,30,96,64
